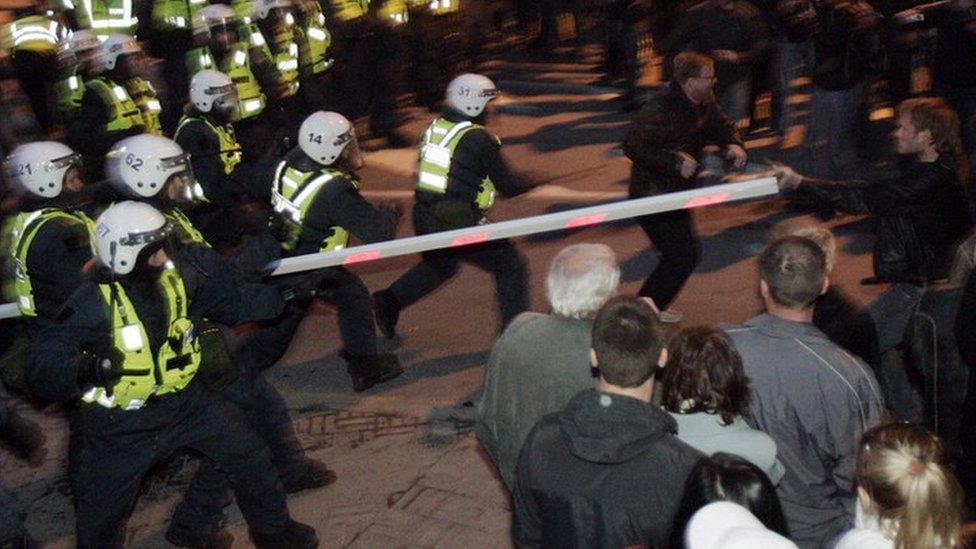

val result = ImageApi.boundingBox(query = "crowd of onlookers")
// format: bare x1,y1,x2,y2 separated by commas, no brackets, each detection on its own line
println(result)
477,236,971,548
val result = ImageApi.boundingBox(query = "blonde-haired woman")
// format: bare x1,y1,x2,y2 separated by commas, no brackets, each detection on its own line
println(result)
835,423,963,549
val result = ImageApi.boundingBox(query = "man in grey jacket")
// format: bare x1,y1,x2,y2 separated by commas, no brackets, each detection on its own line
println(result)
476,244,620,489
726,236,885,548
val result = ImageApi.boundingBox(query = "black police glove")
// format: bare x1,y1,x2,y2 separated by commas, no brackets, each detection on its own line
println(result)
281,273,322,305
267,214,292,243
0,410,46,467
77,349,125,388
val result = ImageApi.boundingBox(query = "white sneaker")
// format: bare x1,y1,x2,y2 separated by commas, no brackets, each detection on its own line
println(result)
657,309,683,324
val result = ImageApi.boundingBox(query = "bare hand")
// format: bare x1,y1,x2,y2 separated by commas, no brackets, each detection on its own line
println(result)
725,144,748,169
676,152,699,179
711,49,740,63
768,161,803,190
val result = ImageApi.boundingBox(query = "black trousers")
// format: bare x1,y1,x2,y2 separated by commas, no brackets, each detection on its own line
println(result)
386,205,529,330
234,267,380,371
169,370,308,535
11,50,58,131
69,382,290,548
636,209,702,309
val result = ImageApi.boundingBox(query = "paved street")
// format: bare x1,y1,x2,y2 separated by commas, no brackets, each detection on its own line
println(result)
0,44,892,548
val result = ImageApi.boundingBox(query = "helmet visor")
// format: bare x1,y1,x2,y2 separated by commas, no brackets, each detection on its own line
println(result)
159,154,201,204
52,153,85,193
338,131,363,171
209,83,240,118
119,220,174,247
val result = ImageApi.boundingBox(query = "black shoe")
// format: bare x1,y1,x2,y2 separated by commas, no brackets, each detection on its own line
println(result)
251,520,318,549
341,351,404,392
283,459,337,494
164,526,234,549
372,290,400,339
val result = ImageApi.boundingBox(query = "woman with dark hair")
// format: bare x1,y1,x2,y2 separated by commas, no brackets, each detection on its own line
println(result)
661,326,784,482
670,453,790,548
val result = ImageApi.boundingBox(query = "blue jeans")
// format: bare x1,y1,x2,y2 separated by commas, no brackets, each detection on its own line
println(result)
803,83,865,179
770,39,810,134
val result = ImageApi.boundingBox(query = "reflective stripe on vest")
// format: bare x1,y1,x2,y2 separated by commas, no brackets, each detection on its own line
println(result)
331,0,369,20
417,118,497,210
2,210,94,317
86,77,144,133
295,9,332,76
175,116,243,175
76,0,138,36
84,264,201,410
240,22,299,98
55,72,85,120
270,161,350,252
3,17,67,53
125,77,163,136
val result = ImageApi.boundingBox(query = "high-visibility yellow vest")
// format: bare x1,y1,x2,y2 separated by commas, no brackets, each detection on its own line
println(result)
55,70,86,122
330,0,368,21
85,76,145,133
186,43,266,120
83,263,201,410
151,0,207,31
124,77,163,136
270,161,350,252
425,0,459,15
377,0,408,24
175,115,243,175
1,15,68,54
239,21,299,98
416,118,497,211
1,209,94,317
70,0,139,37
295,0,332,77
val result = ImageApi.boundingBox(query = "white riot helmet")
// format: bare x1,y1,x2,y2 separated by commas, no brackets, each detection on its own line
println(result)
95,201,174,275
190,69,238,114
445,73,499,117
3,141,82,199
298,111,361,168
253,0,293,20
93,34,141,73
65,29,100,57
106,135,201,202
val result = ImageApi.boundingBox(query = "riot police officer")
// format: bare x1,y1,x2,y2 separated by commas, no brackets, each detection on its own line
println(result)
373,73,533,337
1,8,69,133
54,29,100,125
238,110,403,390
68,35,158,178
2,141,93,325
99,135,334,548
26,200,319,548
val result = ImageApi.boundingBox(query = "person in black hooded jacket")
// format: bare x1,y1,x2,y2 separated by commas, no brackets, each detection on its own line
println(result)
512,296,702,547
775,97,973,284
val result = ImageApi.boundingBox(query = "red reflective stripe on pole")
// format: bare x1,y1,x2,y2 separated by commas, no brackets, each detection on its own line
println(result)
343,251,382,265
684,192,731,209
565,213,606,229
450,232,491,247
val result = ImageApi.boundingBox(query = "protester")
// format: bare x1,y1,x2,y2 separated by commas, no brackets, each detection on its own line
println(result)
476,243,619,490
512,296,701,547
685,501,798,549
835,423,963,549
660,326,784,482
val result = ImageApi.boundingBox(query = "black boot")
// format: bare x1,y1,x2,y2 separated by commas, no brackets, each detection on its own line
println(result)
164,525,234,549
372,290,400,339
341,351,403,392
283,459,338,494
250,521,318,549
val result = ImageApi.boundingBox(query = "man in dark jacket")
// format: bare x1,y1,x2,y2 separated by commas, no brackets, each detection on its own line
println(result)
775,97,973,283
623,52,745,319
512,296,701,547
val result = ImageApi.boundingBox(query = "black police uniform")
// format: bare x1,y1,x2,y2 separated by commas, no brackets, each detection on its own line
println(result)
377,107,532,332
26,244,297,548
234,147,397,375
